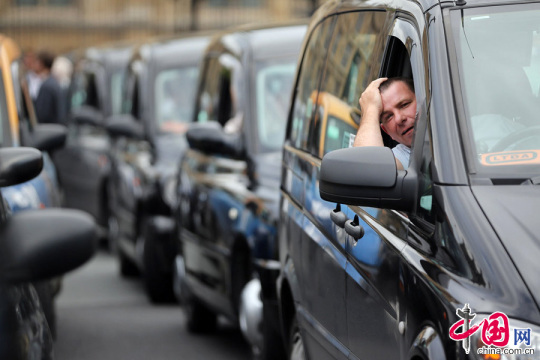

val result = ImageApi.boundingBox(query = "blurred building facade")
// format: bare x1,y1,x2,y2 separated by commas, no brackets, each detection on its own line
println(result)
0,0,325,54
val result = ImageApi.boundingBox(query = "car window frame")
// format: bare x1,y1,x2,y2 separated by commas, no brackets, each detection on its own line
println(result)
378,17,431,224
285,15,336,153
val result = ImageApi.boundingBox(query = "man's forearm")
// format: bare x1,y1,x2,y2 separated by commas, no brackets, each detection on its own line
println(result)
353,109,384,147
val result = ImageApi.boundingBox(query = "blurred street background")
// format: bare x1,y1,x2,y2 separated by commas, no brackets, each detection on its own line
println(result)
0,0,326,54
0,2,330,359
54,248,251,360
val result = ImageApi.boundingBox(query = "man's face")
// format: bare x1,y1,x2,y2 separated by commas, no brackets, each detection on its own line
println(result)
379,81,417,147
33,59,46,74
24,53,37,72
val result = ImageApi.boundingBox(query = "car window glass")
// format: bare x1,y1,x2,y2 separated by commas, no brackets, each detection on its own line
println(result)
217,54,243,131
311,11,386,157
195,54,243,131
155,66,198,133
255,59,296,152
411,121,472,276
524,30,540,96
78,72,99,110
363,19,422,237
131,77,140,119
110,69,126,115
69,72,85,109
450,4,540,178
393,19,469,273
10,61,22,113
287,16,335,151
416,124,434,223
13,61,34,129
121,61,141,119
195,57,219,123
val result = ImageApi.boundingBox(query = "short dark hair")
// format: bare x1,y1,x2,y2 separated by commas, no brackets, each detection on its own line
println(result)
379,77,415,94
36,50,56,70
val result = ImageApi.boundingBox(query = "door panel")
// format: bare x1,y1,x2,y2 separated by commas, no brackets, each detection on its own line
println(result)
300,155,350,359
345,207,407,358
180,149,246,315
341,12,429,356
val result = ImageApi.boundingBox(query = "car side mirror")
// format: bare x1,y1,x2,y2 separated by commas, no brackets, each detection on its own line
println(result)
0,209,97,283
105,114,145,140
23,124,67,152
319,146,417,212
70,105,104,127
0,147,43,187
186,122,244,159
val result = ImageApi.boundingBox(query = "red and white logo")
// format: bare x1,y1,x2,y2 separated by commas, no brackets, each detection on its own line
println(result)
449,304,535,357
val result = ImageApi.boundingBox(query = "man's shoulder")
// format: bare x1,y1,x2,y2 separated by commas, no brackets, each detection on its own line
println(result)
37,76,61,99
41,76,61,89
393,143,411,154
392,143,411,170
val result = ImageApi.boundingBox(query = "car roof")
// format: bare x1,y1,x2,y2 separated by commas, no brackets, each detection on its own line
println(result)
204,21,308,62
317,0,538,18
64,39,138,71
131,33,211,67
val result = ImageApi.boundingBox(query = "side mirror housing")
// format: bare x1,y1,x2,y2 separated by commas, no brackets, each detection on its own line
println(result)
70,105,104,127
25,124,67,152
186,122,244,158
0,209,96,283
0,147,43,187
319,146,417,212
105,114,145,140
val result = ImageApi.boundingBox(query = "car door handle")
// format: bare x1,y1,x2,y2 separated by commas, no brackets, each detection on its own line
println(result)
330,204,347,228
345,215,365,240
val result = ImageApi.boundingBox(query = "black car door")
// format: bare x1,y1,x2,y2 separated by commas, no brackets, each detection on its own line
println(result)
343,16,427,359
281,15,355,360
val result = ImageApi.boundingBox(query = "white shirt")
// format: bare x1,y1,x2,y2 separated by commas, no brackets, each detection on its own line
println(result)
392,143,411,169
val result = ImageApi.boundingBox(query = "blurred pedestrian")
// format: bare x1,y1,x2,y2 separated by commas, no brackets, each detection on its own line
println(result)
33,50,66,124
23,49,42,100
51,56,73,123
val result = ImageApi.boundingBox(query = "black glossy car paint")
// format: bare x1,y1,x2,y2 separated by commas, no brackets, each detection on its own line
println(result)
174,23,306,359
53,43,134,234
277,1,540,359
107,34,209,302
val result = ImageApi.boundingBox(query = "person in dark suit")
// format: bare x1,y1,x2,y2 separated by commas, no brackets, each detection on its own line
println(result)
34,50,66,124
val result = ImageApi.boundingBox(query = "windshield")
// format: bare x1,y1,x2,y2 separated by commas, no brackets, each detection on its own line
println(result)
450,5,540,178
155,66,198,134
255,58,297,152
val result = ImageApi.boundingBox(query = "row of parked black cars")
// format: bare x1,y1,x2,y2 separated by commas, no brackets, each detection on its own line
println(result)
53,0,540,359
0,34,97,359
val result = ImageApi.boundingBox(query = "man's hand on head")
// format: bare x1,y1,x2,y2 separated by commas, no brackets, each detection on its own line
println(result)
359,77,387,119
354,77,388,148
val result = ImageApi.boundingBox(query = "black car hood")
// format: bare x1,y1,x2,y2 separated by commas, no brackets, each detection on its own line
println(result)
472,185,540,309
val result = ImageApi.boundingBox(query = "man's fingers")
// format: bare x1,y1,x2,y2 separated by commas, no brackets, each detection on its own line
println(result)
372,77,388,88
359,77,388,107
